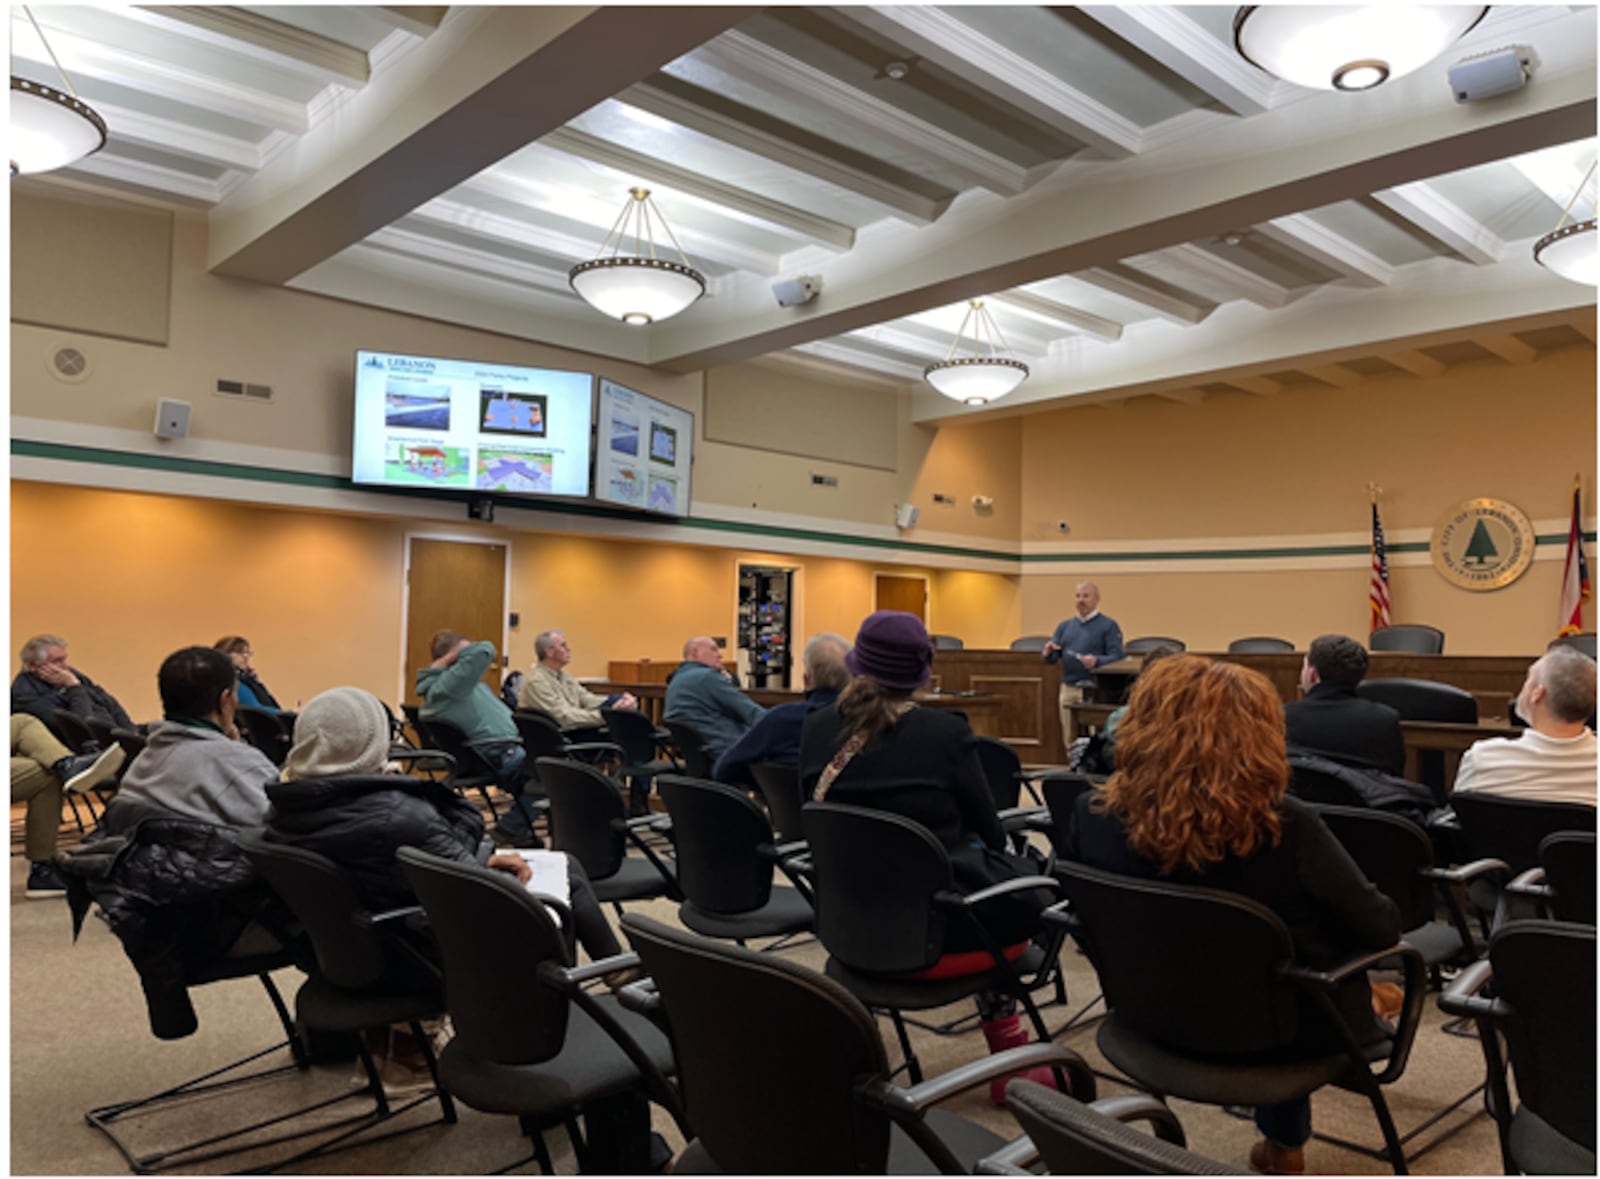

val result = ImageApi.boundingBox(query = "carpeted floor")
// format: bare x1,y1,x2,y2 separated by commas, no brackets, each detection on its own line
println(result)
10,802,1505,1175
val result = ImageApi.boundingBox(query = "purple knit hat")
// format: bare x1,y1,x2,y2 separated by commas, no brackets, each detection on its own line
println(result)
845,610,934,691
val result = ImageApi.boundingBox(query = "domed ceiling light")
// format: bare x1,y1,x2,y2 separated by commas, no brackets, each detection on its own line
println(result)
1233,5,1488,92
569,187,705,325
924,300,1028,406
1533,161,1597,287
10,7,107,175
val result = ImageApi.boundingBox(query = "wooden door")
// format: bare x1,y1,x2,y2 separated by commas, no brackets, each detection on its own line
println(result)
404,538,507,704
874,573,927,622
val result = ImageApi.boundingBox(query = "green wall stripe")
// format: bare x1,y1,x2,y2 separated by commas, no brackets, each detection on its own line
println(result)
15,439,1595,567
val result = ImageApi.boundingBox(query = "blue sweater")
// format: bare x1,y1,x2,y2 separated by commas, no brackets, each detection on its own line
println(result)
712,687,840,789
1044,614,1124,685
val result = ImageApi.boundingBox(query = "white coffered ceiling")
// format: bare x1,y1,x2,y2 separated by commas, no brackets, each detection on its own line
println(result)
12,4,1598,420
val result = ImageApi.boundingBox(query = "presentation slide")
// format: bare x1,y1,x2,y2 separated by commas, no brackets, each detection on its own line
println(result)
594,378,694,515
351,351,594,498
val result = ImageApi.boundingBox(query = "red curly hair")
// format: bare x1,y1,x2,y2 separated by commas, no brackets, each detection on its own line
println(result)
1096,655,1288,875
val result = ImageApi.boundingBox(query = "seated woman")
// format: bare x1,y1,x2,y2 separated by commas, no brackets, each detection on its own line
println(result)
799,610,1058,1103
1066,655,1400,1176
214,636,283,713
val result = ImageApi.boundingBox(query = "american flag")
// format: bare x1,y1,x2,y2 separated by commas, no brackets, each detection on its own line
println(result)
1369,502,1392,633
1559,480,1590,636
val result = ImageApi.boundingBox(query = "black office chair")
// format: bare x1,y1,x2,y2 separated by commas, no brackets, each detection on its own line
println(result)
534,757,679,915
1010,635,1051,652
1227,636,1295,654
655,775,813,945
235,705,293,767
801,802,1080,1088
1356,678,1476,802
662,719,715,779
1548,631,1597,660
984,1082,1221,1176
932,634,966,650
396,848,682,1174
1370,625,1445,654
1054,861,1425,1173
1449,794,1597,928
48,708,115,829
619,914,1095,1175
410,715,508,826
601,706,680,807
1124,637,1184,654
750,761,806,842
512,710,621,777
1439,920,1595,1176
1536,832,1596,925
1036,775,1097,856
974,736,1038,812
238,833,456,1170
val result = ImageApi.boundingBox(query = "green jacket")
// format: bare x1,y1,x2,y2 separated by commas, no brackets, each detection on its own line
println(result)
415,641,518,749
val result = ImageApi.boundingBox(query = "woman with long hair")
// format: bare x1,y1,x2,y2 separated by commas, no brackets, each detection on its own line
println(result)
1067,655,1399,1175
213,636,283,713
799,610,1060,1103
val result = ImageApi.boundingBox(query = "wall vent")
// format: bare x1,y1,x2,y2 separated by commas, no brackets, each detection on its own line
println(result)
810,473,838,487
216,379,273,401
48,345,91,384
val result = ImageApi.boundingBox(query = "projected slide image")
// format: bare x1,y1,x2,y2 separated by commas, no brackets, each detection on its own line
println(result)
477,448,554,493
384,441,469,487
608,465,644,506
649,422,678,465
647,475,679,515
608,410,641,457
384,383,452,431
480,389,547,437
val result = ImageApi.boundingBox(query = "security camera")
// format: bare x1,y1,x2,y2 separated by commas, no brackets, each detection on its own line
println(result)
1449,46,1538,103
773,275,822,308
972,495,995,510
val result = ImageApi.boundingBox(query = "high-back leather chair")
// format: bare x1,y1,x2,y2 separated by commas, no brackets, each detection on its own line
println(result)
931,634,965,650
1548,632,1597,660
1227,637,1295,654
1370,625,1445,654
1124,637,1185,654
1009,635,1051,652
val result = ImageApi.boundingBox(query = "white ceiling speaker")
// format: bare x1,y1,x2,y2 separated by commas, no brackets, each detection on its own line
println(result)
894,504,920,530
1232,5,1488,92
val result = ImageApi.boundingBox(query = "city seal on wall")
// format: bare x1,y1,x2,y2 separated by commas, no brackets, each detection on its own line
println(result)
1430,497,1536,591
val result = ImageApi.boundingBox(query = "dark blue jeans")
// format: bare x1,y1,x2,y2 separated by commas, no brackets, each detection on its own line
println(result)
488,744,542,834
1255,1097,1312,1148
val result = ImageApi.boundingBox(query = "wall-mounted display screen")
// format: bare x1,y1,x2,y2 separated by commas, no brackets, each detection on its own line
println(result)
594,378,694,516
352,350,594,498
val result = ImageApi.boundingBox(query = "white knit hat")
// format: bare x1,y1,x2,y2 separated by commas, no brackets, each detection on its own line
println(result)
281,687,391,781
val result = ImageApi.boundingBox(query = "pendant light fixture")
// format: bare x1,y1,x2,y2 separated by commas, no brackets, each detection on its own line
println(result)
569,188,705,325
10,7,107,175
924,300,1028,406
1232,5,1488,92
1533,161,1597,287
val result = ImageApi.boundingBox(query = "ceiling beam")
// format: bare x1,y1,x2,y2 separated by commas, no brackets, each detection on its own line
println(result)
92,100,262,173
368,224,576,296
990,292,1123,341
1256,214,1394,287
790,340,925,381
1384,349,1448,378
852,6,1140,158
758,349,912,390
1478,333,1539,364
695,31,1034,196
68,152,224,205
125,7,371,87
1079,6,1275,117
535,128,855,251
1302,363,1363,388
618,79,949,226
373,7,448,38
1158,243,1299,308
1073,267,1214,325
1372,181,1505,264
208,7,756,284
1155,388,1207,405
1230,376,1282,396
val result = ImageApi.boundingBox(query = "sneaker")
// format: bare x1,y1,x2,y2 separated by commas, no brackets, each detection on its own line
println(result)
55,745,126,794
378,1055,437,1097
490,824,543,850
25,862,67,899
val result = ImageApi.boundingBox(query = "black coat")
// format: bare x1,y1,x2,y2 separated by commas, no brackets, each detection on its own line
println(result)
263,773,486,912
1283,682,1406,776
11,667,134,731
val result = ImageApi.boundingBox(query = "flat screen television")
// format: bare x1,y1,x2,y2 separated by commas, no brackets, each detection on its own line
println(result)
352,350,594,498
593,377,694,516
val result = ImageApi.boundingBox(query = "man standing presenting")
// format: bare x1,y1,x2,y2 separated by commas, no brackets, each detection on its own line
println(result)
1042,582,1124,749
1453,647,1596,805
664,636,766,762
518,630,638,737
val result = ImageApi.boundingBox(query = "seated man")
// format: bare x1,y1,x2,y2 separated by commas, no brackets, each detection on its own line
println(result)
1283,634,1405,776
10,714,125,897
1453,647,1597,805
415,630,539,845
664,636,766,762
517,629,638,737
115,646,279,827
11,633,135,732
714,632,850,789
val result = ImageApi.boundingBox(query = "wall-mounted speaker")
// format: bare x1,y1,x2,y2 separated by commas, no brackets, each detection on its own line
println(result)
895,503,920,529
153,398,191,440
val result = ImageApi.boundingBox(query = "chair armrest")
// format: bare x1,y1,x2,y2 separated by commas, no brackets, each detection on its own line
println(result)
354,905,425,928
998,805,1048,831
1423,857,1509,886
974,1136,1035,1175
862,1044,1092,1116
536,951,642,993
1437,958,1502,1019
1040,897,1080,933
616,977,662,1018
936,874,1058,909
1090,1094,1188,1143
565,741,624,759
1279,941,1423,989
763,839,810,860
621,813,673,833
1503,867,1550,901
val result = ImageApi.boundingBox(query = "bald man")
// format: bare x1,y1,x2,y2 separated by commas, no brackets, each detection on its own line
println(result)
663,636,766,761
1043,581,1124,749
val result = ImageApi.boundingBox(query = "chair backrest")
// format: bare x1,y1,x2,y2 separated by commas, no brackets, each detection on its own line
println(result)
535,757,627,879
663,720,714,779
1226,637,1295,654
1041,775,1096,852
1124,637,1185,654
1308,805,1436,931
500,669,525,710
50,709,97,754
514,710,571,763
1355,677,1477,723
622,914,893,1173
417,715,498,782
235,706,291,766
1010,635,1051,652
656,776,776,914
1491,920,1596,1151
1548,632,1597,660
1540,832,1596,925
1451,793,1598,876
398,847,574,1064
1370,624,1445,654
238,832,391,991
1287,761,1370,809
802,802,951,974
974,736,1023,811
1004,1082,1230,1176
1055,861,1299,1055
603,707,665,766
749,761,805,842
930,634,965,651
111,728,148,765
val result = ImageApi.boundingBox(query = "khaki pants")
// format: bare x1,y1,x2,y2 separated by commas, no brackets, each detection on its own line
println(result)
1058,682,1087,751
11,714,71,862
